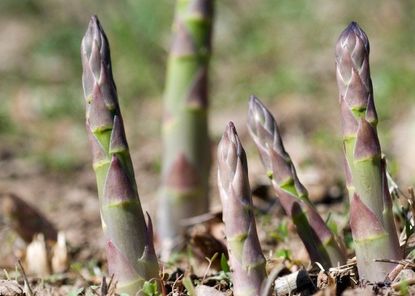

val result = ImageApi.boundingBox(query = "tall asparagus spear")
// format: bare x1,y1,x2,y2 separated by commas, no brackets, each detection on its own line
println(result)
158,0,214,255
81,16,160,295
218,122,267,296
248,96,346,269
335,22,401,282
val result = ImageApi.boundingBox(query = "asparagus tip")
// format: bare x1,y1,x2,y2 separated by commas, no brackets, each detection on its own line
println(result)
248,94,260,106
337,21,369,54
82,15,101,52
223,121,244,158
227,121,237,136
81,14,114,104
90,14,99,24
248,95,265,125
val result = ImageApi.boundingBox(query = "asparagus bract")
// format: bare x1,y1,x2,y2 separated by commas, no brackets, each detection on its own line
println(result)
158,0,215,255
248,96,346,268
81,16,160,295
217,122,267,296
335,22,401,281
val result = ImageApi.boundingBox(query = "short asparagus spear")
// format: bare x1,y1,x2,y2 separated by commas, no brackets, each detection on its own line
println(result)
217,122,267,296
335,22,401,281
158,0,215,255
248,96,346,268
81,16,160,295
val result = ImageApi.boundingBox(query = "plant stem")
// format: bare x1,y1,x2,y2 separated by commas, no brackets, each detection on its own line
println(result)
248,96,346,268
335,21,401,282
81,15,160,295
158,0,215,256
218,122,267,296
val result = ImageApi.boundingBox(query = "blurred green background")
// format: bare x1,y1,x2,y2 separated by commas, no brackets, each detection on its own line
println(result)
1,0,414,188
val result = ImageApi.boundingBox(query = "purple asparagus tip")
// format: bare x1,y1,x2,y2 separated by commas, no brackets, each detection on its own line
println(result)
337,22,369,54
248,95,289,172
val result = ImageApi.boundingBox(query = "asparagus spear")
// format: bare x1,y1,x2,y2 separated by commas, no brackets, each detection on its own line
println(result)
158,0,214,255
81,16,160,295
217,122,267,296
248,96,346,269
335,22,401,281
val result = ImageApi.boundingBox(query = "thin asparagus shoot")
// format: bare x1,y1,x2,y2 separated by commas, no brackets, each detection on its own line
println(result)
158,0,215,257
218,122,267,296
248,96,346,268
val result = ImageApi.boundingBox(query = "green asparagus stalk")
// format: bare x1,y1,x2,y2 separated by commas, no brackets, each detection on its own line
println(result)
217,122,267,296
158,0,214,255
335,22,401,281
248,96,346,268
81,16,160,295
